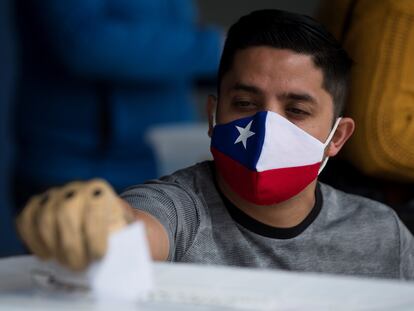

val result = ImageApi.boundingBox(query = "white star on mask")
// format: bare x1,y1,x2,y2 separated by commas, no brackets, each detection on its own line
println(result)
234,120,255,149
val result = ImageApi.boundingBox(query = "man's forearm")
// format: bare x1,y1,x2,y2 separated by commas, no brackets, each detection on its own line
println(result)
121,200,170,261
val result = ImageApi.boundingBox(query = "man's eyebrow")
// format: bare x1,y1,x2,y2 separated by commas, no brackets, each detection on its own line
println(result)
279,92,318,105
231,82,262,95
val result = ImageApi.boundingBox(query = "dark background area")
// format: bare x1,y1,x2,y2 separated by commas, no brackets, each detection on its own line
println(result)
197,0,320,26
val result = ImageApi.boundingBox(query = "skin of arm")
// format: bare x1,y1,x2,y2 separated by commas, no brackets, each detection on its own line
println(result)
120,199,170,261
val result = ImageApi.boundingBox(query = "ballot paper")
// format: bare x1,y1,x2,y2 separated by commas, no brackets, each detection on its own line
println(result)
2,255,414,310
32,222,154,302
5,221,414,310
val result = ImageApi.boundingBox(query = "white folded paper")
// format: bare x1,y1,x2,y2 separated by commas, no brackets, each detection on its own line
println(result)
32,222,154,302
90,222,154,301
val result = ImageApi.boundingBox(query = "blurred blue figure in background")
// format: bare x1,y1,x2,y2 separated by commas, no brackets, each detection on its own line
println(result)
0,0,24,256
13,0,222,208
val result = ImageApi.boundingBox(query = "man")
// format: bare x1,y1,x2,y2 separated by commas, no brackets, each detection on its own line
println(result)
17,9,414,279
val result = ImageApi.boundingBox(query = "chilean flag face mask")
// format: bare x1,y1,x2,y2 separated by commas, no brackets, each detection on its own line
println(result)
211,111,341,205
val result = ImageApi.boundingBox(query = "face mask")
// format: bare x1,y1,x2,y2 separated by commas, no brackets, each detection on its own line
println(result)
211,111,341,205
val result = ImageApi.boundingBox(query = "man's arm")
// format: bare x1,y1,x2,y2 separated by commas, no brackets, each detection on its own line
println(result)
120,181,202,263
17,179,171,270
121,200,169,261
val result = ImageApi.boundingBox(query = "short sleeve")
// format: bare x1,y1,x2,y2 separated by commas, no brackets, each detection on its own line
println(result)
120,181,202,261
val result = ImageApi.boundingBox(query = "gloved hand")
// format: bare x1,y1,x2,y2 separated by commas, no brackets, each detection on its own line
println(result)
17,179,135,271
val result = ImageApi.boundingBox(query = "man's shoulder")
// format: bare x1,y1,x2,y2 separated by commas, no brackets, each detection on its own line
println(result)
161,161,213,185
122,161,217,207
158,161,216,196
319,182,400,229
124,161,213,192
145,161,216,200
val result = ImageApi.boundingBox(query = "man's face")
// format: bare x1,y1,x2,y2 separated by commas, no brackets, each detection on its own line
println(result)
215,47,335,143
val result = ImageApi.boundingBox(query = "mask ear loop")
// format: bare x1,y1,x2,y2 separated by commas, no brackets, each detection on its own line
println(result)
211,96,218,128
318,117,342,175
212,111,217,128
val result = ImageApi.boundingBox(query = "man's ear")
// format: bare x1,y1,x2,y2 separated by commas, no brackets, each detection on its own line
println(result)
326,117,355,157
207,95,217,138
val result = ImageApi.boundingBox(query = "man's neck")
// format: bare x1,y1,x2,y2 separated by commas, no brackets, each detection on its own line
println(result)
216,170,317,228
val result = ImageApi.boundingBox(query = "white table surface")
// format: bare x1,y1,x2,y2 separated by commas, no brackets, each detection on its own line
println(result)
1,256,414,311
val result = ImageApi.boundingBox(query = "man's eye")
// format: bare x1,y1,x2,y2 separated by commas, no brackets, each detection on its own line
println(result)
233,101,256,108
286,107,310,116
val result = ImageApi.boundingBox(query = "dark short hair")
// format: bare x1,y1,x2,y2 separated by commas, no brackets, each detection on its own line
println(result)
218,9,353,118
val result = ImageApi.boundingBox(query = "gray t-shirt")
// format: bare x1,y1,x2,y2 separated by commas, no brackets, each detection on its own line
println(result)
121,161,414,280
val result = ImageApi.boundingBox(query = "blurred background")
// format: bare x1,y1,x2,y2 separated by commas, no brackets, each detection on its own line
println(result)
1,0,413,256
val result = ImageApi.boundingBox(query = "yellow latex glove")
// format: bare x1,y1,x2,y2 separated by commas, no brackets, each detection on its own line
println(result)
17,179,134,271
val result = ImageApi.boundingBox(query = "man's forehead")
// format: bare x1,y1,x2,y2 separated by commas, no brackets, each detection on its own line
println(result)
232,47,319,76
221,47,325,95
